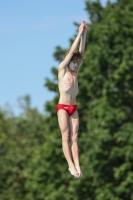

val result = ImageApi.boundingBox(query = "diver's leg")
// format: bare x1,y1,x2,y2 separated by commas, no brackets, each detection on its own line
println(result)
69,111,82,177
57,109,79,177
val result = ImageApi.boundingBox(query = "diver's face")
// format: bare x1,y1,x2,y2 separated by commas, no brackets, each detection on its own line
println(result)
69,60,80,71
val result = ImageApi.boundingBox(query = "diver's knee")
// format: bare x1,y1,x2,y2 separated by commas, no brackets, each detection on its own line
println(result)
62,130,70,142
72,132,78,142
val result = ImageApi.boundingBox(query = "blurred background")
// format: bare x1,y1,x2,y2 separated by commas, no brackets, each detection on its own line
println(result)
0,0,133,200
0,0,113,115
0,0,88,115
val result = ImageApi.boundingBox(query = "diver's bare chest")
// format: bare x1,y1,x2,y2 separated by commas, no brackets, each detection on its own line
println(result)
60,72,78,91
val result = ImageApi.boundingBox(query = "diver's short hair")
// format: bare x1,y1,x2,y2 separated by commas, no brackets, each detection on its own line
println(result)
63,51,83,62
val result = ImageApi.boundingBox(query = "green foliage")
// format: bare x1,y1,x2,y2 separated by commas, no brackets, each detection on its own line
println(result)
0,106,47,200
85,0,103,23
1,0,133,199
44,67,58,93
53,46,68,62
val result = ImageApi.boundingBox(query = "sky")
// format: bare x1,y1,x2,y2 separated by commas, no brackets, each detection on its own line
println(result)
0,0,110,115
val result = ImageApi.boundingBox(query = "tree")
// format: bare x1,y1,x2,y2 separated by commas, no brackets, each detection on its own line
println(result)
42,0,133,199
0,98,47,200
1,0,133,199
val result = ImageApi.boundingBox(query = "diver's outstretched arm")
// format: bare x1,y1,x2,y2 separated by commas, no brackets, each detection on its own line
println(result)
79,21,87,55
58,22,85,71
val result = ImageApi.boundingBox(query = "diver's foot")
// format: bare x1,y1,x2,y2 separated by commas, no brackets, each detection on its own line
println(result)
68,166,79,178
75,165,82,178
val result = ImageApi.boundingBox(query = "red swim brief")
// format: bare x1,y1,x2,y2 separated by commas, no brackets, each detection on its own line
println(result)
56,104,77,116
